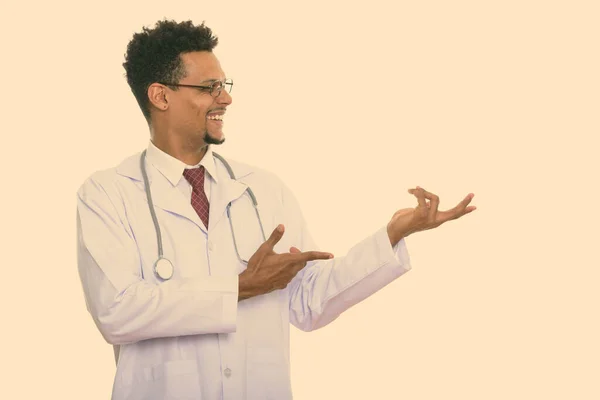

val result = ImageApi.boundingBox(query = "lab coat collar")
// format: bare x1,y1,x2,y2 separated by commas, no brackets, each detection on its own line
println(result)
115,145,254,234
145,140,219,187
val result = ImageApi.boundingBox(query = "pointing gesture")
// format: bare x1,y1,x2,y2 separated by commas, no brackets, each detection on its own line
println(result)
238,225,334,301
387,186,477,245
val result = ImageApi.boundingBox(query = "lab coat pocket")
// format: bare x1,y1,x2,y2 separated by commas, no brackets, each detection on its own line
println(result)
134,359,203,400
246,347,292,399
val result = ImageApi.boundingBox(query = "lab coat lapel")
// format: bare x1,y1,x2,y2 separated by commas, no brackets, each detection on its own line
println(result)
148,172,208,232
116,152,207,233
116,151,250,235
208,162,249,235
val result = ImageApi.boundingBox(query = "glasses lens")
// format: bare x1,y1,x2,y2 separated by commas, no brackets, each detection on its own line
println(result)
210,80,233,97
210,81,223,97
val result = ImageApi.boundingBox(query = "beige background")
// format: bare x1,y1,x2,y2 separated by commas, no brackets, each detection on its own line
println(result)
1,0,599,398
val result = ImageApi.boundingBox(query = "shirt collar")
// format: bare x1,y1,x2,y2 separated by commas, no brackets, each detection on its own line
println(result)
146,140,219,186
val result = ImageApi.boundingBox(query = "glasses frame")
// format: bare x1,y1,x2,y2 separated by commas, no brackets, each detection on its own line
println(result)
158,78,233,98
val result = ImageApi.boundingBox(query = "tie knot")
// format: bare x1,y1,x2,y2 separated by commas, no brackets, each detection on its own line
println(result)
183,166,205,191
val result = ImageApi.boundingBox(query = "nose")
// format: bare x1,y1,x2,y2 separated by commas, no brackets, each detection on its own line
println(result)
216,88,233,105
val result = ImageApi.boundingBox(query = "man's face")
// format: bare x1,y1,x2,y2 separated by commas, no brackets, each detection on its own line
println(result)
166,51,233,146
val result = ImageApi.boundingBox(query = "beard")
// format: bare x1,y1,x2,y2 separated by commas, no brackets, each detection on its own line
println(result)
203,129,226,145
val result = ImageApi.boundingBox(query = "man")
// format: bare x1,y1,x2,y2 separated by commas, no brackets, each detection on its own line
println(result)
76,19,476,400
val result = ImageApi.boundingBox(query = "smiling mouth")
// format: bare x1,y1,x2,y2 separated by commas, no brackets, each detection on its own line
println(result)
207,118,223,128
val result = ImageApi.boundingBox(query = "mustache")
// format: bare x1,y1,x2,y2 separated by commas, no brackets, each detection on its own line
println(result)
206,108,227,115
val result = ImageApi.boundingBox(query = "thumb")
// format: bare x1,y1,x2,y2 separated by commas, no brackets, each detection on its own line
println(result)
263,224,285,251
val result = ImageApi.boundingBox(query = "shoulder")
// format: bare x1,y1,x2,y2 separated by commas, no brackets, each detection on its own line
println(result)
76,152,140,204
221,155,306,213
216,154,286,189
215,154,299,206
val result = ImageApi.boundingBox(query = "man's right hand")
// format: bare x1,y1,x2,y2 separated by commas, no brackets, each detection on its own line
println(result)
238,224,333,301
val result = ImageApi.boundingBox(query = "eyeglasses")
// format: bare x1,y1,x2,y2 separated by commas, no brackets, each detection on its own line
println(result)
158,78,233,98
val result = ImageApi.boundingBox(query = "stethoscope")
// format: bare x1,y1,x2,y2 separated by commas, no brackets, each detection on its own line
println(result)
140,149,267,281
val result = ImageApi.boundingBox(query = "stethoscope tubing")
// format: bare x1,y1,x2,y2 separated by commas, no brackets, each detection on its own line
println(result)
140,149,267,280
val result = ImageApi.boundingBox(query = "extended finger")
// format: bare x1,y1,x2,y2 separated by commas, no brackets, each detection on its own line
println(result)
460,194,477,214
295,251,334,263
457,193,475,212
438,194,476,222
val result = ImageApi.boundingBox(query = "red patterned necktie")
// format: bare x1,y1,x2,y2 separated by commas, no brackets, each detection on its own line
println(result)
183,167,209,229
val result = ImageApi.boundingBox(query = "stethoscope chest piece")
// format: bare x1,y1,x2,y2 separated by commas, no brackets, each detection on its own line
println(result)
154,258,174,280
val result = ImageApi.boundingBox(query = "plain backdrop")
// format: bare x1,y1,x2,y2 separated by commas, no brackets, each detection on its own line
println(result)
1,1,599,399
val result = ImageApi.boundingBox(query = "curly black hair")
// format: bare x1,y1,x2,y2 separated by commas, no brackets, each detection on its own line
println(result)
122,18,219,123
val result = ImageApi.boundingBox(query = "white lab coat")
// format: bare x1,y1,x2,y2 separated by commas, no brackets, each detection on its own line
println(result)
76,144,412,400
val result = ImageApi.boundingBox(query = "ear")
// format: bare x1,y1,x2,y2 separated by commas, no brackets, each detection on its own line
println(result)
147,83,169,111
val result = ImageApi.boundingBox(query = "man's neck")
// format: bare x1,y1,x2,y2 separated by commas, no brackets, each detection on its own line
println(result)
151,134,209,166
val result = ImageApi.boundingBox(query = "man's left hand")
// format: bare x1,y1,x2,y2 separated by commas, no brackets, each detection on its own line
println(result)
387,186,477,245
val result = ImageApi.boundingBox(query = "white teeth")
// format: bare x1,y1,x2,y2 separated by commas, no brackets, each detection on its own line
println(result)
208,115,224,121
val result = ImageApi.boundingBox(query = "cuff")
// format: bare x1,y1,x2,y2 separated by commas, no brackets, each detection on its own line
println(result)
188,275,239,333
375,225,412,272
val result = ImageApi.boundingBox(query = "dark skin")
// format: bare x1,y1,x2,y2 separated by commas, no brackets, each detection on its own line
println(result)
147,51,231,165
147,51,477,302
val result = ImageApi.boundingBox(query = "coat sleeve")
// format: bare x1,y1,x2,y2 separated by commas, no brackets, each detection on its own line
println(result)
76,174,239,345
280,179,413,332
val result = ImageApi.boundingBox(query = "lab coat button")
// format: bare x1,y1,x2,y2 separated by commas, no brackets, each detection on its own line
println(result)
224,367,232,377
